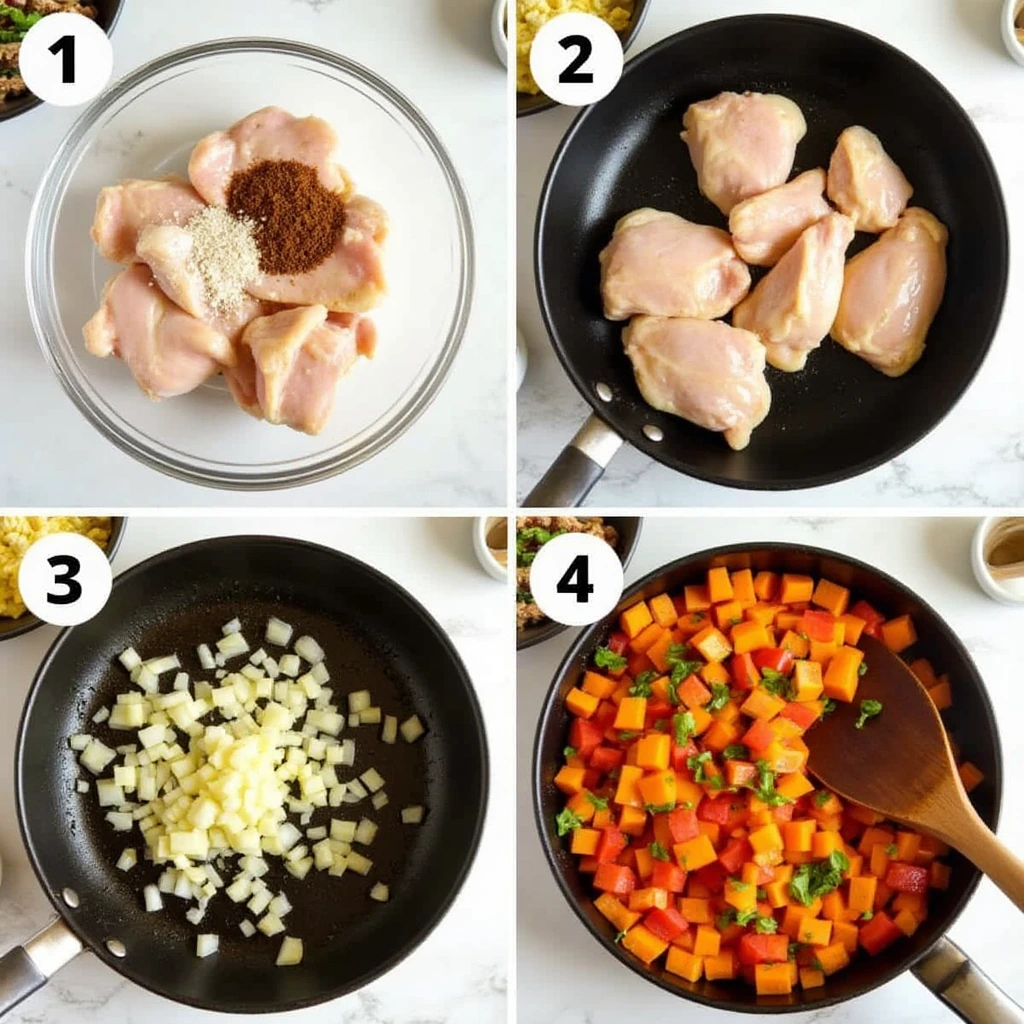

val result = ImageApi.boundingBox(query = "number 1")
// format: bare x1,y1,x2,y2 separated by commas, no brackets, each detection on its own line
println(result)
49,34,75,84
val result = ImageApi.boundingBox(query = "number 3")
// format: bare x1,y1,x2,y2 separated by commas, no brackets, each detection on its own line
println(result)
47,554,82,605
558,34,594,84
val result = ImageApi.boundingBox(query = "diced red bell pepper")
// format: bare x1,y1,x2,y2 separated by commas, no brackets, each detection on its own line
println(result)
589,745,624,773
607,631,630,656
650,859,687,893
595,828,628,863
593,862,636,896
840,818,864,844
752,648,794,675
718,837,753,875
730,652,761,691
694,861,728,893
569,718,604,759
666,806,701,843
593,701,617,732
771,802,796,824
644,700,674,728
643,906,689,943
801,609,837,643
742,718,776,755
671,739,700,772
885,862,929,895
738,932,789,965
582,769,602,791
625,651,651,679
859,910,904,955
778,702,820,731
698,794,743,826
850,600,885,638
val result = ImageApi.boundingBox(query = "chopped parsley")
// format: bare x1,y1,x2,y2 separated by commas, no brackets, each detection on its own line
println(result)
789,851,850,906
618,731,638,741
586,793,608,811
563,746,577,758
855,699,883,729
687,751,713,783
750,760,794,807
705,683,731,712
885,843,898,856
614,929,627,944
722,744,749,760
630,670,658,696
729,879,750,891
821,698,838,717
755,915,779,934
716,909,736,930
555,807,584,837
814,790,831,808
594,646,627,672
665,645,703,700
653,719,667,732
644,801,676,814
858,661,869,676
649,841,670,862
760,667,794,699
811,957,825,972
673,711,696,747
861,910,874,921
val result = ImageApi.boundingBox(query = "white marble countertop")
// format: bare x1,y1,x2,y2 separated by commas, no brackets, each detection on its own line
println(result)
517,515,1024,1022
517,0,1024,506
0,515,510,1023
0,0,507,507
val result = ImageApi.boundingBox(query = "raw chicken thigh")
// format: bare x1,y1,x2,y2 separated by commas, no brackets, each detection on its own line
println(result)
83,265,235,399
831,208,948,378
226,305,375,435
246,195,388,313
91,177,205,264
827,126,913,233
623,315,771,451
599,209,750,321
136,224,207,318
733,212,855,373
728,169,831,267
682,92,807,216
188,106,352,207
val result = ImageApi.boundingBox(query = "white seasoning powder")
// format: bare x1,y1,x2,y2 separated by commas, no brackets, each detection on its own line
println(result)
185,207,261,315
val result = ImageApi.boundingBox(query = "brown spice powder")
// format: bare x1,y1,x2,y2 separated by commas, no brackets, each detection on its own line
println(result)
226,159,346,276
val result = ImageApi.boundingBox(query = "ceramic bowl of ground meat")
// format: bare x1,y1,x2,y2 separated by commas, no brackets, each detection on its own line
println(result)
0,0,124,122
517,516,642,650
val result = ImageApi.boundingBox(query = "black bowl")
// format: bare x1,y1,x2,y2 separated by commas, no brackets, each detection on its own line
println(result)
0,0,125,123
0,516,127,642
533,543,1001,1012
517,0,652,117
517,516,643,650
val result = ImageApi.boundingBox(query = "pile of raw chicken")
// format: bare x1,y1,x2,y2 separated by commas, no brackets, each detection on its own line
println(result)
85,107,387,436
600,91,948,451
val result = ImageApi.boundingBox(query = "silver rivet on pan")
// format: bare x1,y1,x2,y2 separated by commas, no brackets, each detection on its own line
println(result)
595,382,612,402
643,424,664,442
61,888,79,908
105,938,126,958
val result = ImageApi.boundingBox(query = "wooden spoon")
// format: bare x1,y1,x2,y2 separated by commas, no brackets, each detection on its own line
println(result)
803,634,1024,912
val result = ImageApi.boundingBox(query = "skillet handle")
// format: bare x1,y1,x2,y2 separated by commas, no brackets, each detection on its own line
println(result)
525,414,623,507
912,936,1023,1024
0,918,82,1017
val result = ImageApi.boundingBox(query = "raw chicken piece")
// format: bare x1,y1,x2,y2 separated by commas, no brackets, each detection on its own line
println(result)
681,92,807,216
91,177,205,264
136,224,206,318
733,212,855,373
83,265,235,399
599,209,750,321
623,315,771,451
827,126,913,233
188,106,352,208
246,195,388,313
832,208,948,378
728,169,832,267
226,305,375,434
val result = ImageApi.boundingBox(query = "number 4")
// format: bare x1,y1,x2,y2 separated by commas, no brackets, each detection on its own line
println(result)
557,555,594,604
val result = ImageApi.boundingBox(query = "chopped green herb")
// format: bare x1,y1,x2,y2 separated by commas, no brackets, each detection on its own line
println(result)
649,841,670,862
750,759,794,808
644,802,676,814
653,719,668,732
789,851,850,906
586,793,608,811
614,929,627,944
716,909,736,931
821,698,838,717
730,879,750,891
722,744,749,760
709,774,736,792
760,667,794,700
629,678,654,697
755,915,779,934
673,711,696,747
594,646,627,672
858,661,869,676
631,670,659,694
516,591,535,604
885,843,898,856
814,790,831,808
666,645,704,698
757,887,767,900
855,699,883,729
563,746,577,758
555,807,584,837
619,731,638,741
705,683,731,712
811,957,825,972
735,908,758,926
729,616,743,625
861,910,874,921
687,750,713,783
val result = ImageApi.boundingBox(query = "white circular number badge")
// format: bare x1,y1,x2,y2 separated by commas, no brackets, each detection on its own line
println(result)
529,12,624,107
530,532,624,627
18,533,112,626
18,12,113,107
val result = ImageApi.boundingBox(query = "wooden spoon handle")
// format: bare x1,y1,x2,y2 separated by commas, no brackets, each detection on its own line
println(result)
950,812,1024,913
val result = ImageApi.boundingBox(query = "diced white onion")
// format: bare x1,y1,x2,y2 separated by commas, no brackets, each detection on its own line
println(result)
195,934,219,958
369,883,389,902
401,806,424,825
143,885,163,912
294,636,324,665
265,617,293,647
382,716,398,744
276,936,303,966
400,716,425,743
119,647,142,672
116,848,137,871
222,618,241,636
239,919,256,938
92,707,110,725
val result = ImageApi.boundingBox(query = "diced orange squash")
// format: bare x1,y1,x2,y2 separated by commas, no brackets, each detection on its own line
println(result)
704,950,737,981
629,622,666,654
678,896,712,924
740,689,787,722
822,645,864,703
684,585,711,612
613,696,647,732
636,733,671,771
909,657,938,687
779,574,814,604
783,849,814,865
707,567,734,604
693,924,721,957
620,600,654,639
700,659,731,686
892,892,927,920
820,889,845,922
714,599,744,630
570,828,601,855
554,766,586,795
782,819,816,852
800,967,825,989
753,571,779,601
812,578,850,617
869,844,891,880
811,830,842,859
648,592,678,628
809,639,838,667
731,620,772,654
847,875,877,914
731,569,756,607
764,880,791,908
621,924,669,964
674,834,718,871
702,719,743,754
893,908,920,936
618,804,646,836
745,603,781,627
780,630,810,659
791,660,823,702
674,775,704,808
638,771,677,809
594,892,641,933
927,681,952,711
831,920,859,955
679,674,712,710
749,823,784,855
611,679,633,706
691,625,733,662
593,807,614,830
775,611,803,633
565,688,599,719
929,862,951,890
816,941,851,975
858,826,893,856
755,962,793,996
895,832,922,864
881,614,917,653
628,887,669,912
780,901,820,937
697,821,721,847
581,671,618,700
724,880,757,913
666,946,704,982
798,917,833,947
838,613,866,645
613,764,644,808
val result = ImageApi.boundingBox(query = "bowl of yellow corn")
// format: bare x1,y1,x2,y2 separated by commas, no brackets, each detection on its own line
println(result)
516,0,651,117
0,516,126,641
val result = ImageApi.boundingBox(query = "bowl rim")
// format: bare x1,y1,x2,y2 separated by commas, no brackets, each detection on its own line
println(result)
24,36,475,491
532,540,1002,1013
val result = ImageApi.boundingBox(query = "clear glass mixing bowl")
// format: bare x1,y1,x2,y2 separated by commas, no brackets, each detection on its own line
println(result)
26,39,474,490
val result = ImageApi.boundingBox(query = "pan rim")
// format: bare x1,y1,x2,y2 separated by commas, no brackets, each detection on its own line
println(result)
531,540,1003,1013
534,13,1009,492
14,534,490,1015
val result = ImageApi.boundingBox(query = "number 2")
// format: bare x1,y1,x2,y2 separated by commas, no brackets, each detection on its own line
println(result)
47,554,82,605
558,34,593,84
557,555,594,604
49,34,75,84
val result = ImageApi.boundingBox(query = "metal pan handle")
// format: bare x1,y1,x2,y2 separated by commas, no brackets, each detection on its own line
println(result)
525,414,624,507
0,918,82,1017
912,936,1023,1023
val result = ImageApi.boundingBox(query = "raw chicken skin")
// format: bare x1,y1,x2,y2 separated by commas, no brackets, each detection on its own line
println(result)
599,209,750,321
831,208,948,378
246,195,388,313
733,212,855,373
136,224,207,318
682,92,807,216
827,126,913,233
623,315,771,451
83,264,235,399
91,177,205,264
188,106,352,207
728,169,831,267
227,305,375,434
